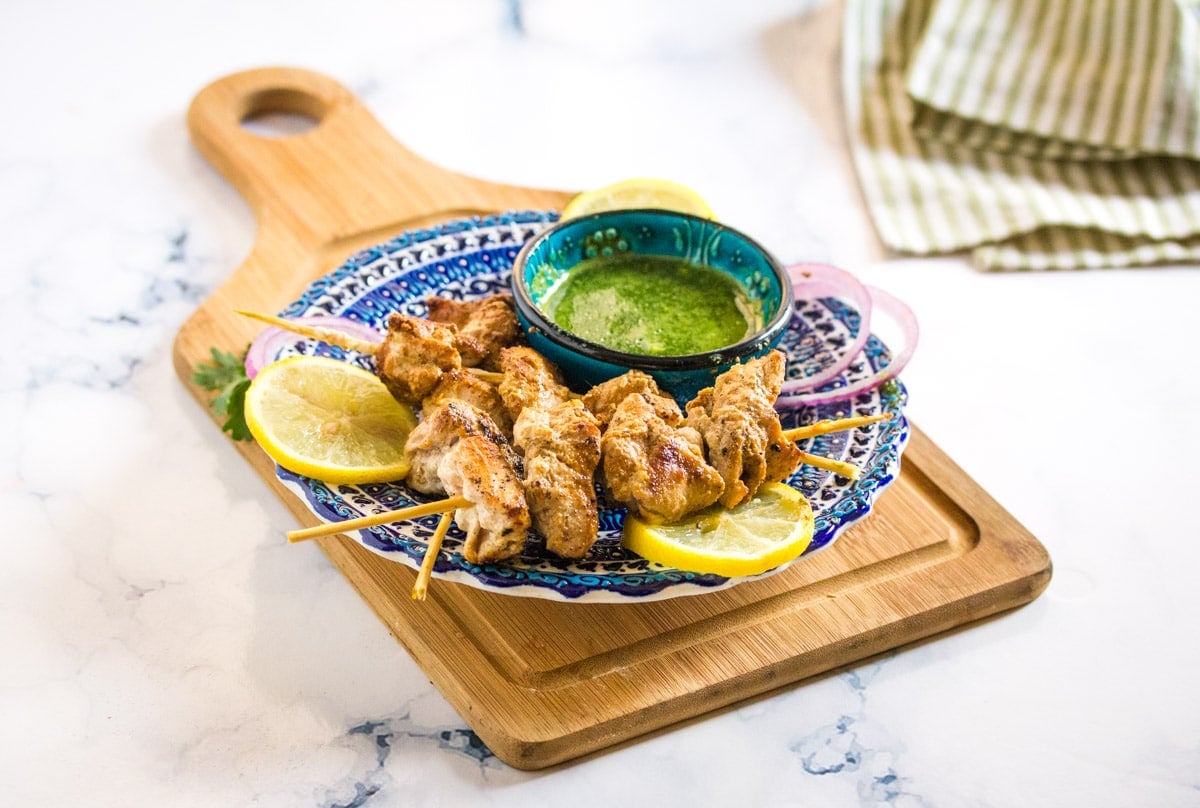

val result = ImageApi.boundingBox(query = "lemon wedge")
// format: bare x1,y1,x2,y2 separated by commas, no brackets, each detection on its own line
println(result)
561,177,715,220
243,355,417,484
621,483,815,577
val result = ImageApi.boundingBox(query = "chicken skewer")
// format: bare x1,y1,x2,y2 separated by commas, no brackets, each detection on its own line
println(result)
584,370,723,523
240,295,549,583
497,346,603,559
683,353,898,501
390,377,535,588
398,399,530,564
582,369,892,446
597,388,725,523
236,308,508,401
591,361,890,519
254,296,526,591
434,434,531,563
243,294,600,566
683,351,804,509
287,409,529,561
239,294,525,370
285,400,530,603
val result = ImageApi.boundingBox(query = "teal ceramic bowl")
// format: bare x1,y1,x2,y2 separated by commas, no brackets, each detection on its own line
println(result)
510,209,793,402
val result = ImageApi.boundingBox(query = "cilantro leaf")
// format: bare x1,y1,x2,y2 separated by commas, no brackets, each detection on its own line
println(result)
192,345,253,441
219,378,253,442
192,347,244,388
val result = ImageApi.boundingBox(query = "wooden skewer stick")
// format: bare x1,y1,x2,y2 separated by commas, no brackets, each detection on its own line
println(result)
783,413,893,480
411,511,454,601
236,309,504,383
236,309,379,354
468,369,506,386
287,495,469,543
796,451,862,480
782,412,892,443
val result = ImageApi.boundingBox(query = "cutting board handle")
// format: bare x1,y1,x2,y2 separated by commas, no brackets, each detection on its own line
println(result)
186,66,549,247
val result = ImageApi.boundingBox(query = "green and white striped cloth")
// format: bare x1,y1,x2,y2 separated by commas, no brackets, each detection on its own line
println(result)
844,0,1200,270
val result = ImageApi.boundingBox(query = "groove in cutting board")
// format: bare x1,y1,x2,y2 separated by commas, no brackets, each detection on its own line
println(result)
173,66,1051,770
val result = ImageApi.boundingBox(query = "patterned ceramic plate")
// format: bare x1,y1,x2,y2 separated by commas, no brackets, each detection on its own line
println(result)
269,211,910,602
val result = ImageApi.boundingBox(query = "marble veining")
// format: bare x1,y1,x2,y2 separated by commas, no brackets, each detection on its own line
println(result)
321,717,500,807
505,0,525,34
4,0,1200,805
791,664,932,807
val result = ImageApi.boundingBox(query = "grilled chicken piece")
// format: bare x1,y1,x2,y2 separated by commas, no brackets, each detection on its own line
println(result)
437,435,530,564
513,399,602,558
497,345,575,421
426,293,523,371
422,369,513,438
374,313,462,404
404,400,519,495
601,393,725,523
582,370,676,429
497,346,603,558
684,351,803,509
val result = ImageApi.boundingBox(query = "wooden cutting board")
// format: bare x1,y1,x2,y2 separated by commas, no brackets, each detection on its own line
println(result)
173,67,1051,770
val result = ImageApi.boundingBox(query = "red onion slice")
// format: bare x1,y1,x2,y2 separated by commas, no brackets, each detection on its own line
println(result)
776,284,919,408
780,263,875,395
244,315,382,379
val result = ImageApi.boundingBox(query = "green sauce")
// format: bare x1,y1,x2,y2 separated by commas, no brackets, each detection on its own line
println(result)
540,254,760,356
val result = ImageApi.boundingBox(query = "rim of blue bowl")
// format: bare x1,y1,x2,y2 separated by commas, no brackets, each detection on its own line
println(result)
509,209,795,371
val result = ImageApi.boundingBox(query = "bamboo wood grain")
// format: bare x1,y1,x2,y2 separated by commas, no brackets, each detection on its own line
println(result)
172,67,1052,770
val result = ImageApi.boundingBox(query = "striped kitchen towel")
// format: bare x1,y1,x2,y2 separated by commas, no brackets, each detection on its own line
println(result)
844,0,1200,270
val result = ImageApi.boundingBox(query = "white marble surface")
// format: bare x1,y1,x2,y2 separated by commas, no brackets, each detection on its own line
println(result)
4,1,1200,805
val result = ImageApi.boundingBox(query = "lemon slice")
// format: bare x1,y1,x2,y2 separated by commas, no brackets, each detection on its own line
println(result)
243,355,417,484
621,483,814,577
561,177,715,220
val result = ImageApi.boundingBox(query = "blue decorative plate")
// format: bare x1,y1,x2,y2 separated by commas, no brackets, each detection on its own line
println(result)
268,210,910,602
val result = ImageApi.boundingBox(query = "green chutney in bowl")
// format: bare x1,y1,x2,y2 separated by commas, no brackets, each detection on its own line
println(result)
510,208,792,402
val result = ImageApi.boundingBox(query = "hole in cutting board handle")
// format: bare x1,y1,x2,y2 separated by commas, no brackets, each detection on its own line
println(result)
238,87,325,139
